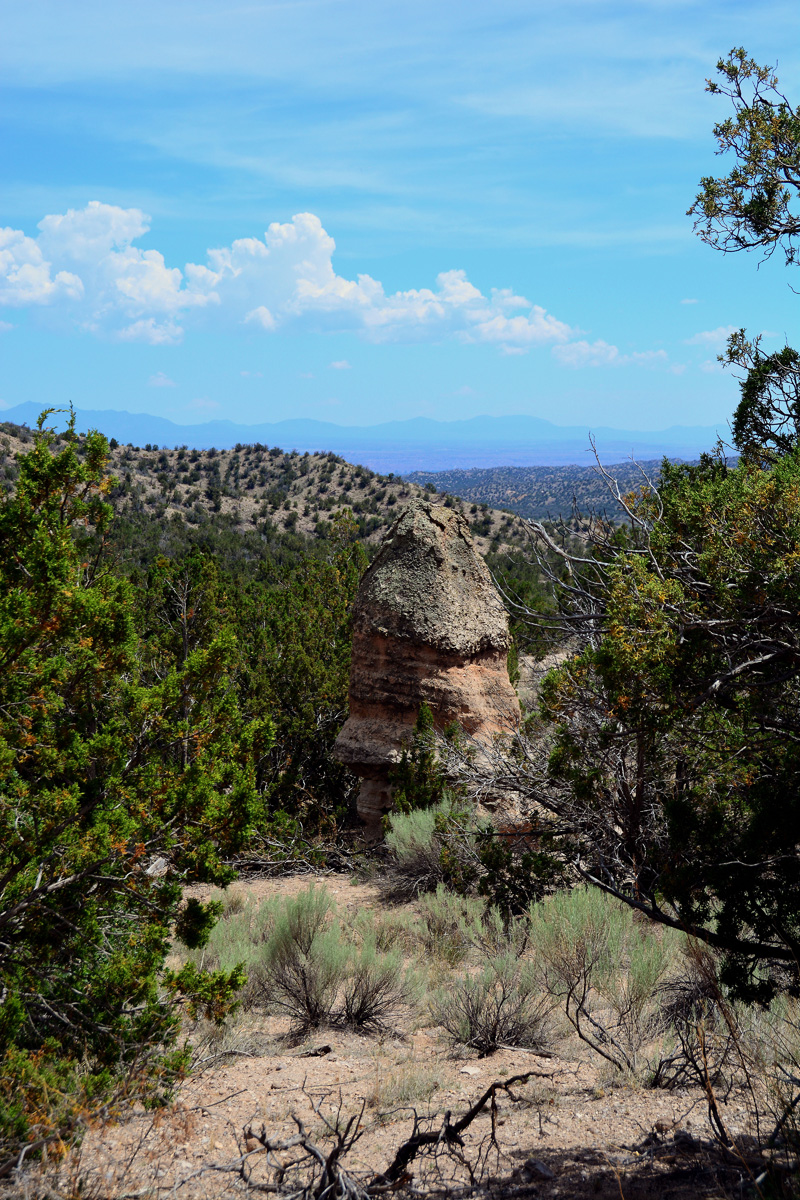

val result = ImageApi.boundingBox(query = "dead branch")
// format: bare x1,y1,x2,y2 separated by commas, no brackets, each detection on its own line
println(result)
373,1070,552,1186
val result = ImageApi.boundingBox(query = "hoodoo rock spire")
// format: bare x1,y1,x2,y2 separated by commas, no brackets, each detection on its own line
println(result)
334,498,521,831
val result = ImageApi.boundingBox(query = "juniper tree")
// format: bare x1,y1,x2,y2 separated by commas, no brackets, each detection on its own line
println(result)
689,50,800,461
0,412,261,1157
479,51,800,1002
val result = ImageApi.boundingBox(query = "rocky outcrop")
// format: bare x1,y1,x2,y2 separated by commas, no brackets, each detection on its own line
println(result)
334,499,521,830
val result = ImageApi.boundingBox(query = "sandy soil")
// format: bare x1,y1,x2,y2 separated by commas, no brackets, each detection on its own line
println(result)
39,875,766,1200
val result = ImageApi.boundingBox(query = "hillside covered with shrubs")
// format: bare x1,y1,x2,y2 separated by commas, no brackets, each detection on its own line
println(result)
405,459,695,521
0,421,529,567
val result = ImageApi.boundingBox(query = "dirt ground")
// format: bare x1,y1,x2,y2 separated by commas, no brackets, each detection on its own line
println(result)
37,875,773,1200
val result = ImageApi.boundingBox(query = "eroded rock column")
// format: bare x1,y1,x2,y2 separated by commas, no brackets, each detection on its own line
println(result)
334,499,520,831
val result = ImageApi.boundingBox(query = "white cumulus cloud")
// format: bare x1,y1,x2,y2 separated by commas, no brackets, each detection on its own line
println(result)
0,226,83,306
0,205,578,353
148,371,177,387
185,215,575,350
1,202,211,344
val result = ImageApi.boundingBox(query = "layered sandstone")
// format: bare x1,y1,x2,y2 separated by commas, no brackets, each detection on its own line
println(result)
334,499,521,829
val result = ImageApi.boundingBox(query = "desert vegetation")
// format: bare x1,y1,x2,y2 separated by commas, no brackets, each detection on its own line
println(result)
2,44,800,1200
0,424,529,563
16,870,800,1198
405,460,674,523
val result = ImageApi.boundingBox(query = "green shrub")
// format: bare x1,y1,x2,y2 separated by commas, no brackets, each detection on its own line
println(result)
257,886,345,1034
0,416,251,1166
382,774,565,913
472,903,531,960
381,798,480,900
389,703,451,813
220,885,417,1037
431,955,554,1056
529,888,681,1074
339,940,412,1032
0,1045,108,1164
264,927,348,1034
477,830,565,916
417,885,486,966
187,890,282,1010
353,909,415,954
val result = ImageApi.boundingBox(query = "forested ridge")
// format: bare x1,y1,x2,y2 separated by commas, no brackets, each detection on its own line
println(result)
405,459,703,521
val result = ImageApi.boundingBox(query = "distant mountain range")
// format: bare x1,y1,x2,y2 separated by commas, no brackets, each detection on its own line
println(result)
1,402,729,471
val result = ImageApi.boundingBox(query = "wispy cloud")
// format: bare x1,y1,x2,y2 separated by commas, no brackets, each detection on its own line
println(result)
186,397,220,410
148,371,176,387
685,325,737,347
680,298,699,305
329,359,352,370
552,340,668,369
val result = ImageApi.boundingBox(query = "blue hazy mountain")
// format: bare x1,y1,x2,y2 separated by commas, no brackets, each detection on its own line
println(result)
1,402,729,471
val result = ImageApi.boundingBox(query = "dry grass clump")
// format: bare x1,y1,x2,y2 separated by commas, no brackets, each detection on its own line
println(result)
368,1062,446,1116
352,907,415,954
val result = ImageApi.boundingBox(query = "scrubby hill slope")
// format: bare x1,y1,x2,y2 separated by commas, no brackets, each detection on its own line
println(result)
0,419,531,563
405,460,677,521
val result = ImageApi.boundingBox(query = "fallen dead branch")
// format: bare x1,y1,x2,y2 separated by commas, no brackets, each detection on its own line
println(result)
165,1070,557,1199
372,1069,554,1188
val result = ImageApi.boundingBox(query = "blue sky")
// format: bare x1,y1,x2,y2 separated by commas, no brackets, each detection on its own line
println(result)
1,0,798,432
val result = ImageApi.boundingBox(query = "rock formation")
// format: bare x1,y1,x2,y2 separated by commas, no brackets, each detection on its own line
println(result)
334,499,521,830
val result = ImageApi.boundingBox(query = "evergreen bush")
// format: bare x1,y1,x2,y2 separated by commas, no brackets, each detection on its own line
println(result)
0,413,251,1162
